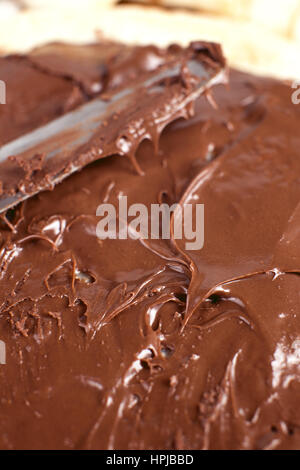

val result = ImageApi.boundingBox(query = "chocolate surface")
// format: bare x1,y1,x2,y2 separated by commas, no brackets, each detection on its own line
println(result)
0,41,225,202
0,42,299,450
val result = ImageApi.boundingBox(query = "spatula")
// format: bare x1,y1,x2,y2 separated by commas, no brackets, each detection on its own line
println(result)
0,47,226,214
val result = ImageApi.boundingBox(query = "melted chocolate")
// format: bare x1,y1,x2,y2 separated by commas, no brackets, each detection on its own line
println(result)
0,42,299,450
0,41,225,199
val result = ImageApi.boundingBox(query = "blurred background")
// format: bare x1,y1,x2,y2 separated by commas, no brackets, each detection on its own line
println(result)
0,0,300,79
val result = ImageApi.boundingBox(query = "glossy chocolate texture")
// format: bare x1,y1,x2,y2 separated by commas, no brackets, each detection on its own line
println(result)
0,41,299,450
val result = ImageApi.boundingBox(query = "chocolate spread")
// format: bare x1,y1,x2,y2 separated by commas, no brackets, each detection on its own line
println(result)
0,41,299,450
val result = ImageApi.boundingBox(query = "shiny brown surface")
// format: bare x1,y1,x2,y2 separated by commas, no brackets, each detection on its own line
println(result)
0,41,225,199
0,42,299,450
